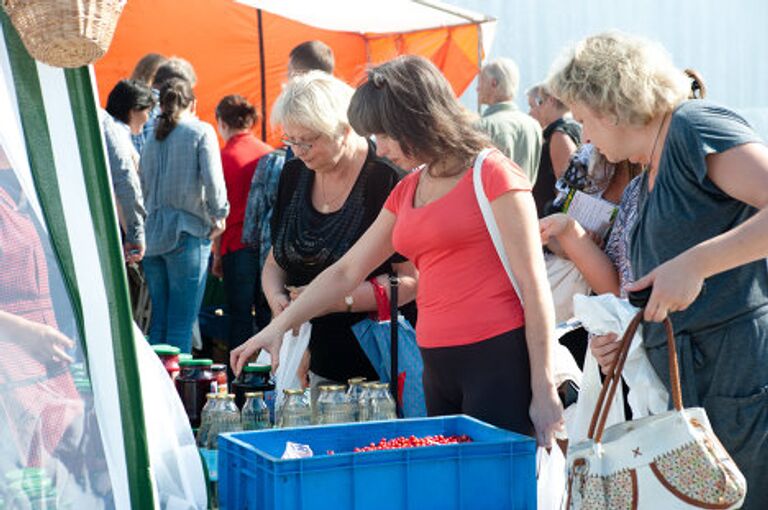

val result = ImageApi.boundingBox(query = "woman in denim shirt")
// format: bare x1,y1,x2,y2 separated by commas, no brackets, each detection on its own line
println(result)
140,79,229,353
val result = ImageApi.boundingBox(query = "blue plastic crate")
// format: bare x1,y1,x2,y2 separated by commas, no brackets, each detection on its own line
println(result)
218,415,536,510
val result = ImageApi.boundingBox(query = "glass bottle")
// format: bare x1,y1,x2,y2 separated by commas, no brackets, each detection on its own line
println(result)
241,391,271,430
152,344,181,380
175,358,214,428
367,382,397,421
196,392,219,448
317,385,355,424
210,363,228,394
278,388,312,428
233,363,276,421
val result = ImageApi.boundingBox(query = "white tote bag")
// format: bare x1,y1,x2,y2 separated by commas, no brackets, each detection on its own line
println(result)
565,311,746,509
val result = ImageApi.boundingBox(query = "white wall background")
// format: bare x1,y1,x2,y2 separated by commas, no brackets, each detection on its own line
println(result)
451,0,768,139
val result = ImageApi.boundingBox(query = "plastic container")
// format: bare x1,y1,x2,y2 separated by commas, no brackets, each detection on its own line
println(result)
152,343,181,380
175,358,214,428
233,363,275,420
218,415,536,510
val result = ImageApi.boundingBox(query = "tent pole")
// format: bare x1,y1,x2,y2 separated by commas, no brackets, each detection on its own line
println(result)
257,9,267,141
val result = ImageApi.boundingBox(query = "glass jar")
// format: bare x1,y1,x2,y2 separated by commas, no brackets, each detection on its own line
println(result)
241,392,271,430
210,363,228,394
346,377,366,421
175,358,214,428
233,363,275,422
152,344,181,380
367,382,397,421
196,393,219,448
357,381,377,422
277,389,312,428
317,385,355,425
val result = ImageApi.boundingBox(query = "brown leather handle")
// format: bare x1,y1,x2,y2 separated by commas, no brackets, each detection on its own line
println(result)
587,310,682,443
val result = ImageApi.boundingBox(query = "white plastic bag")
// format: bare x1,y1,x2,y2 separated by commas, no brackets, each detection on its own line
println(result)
569,294,669,443
256,322,311,408
537,446,566,510
133,325,207,510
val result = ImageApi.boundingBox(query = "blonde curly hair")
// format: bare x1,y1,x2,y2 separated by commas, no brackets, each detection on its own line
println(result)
547,31,690,126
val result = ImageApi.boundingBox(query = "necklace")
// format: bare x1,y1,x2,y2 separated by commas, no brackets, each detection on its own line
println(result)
318,166,356,213
646,112,669,173
415,158,468,207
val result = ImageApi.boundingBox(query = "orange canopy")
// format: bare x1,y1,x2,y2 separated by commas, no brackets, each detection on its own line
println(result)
94,0,496,146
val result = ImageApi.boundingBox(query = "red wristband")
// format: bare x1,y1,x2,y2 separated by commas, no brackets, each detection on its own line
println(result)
369,277,390,321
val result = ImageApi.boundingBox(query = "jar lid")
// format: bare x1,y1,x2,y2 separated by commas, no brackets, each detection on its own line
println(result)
347,377,366,385
283,388,305,395
210,363,226,371
206,393,218,399
244,391,264,398
152,344,180,356
361,381,379,388
371,382,390,389
319,384,346,392
178,353,193,362
178,358,213,367
244,363,271,373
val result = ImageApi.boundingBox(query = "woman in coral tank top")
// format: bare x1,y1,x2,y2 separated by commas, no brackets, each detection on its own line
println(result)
232,56,563,446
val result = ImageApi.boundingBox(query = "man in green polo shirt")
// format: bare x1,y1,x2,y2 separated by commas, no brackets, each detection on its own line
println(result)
476,58,542,183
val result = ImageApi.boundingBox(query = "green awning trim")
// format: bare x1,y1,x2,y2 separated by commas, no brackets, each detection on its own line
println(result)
0,13,86,344
64,68,155,510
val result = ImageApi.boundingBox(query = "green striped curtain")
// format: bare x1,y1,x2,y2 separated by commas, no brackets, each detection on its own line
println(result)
0,12,154,510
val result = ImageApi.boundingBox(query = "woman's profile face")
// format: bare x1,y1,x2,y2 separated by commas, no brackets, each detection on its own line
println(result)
570,102,632,164
282,122,342,172
374,134,420,170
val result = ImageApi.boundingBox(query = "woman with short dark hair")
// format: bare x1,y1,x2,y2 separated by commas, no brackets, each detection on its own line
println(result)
106,78,155,154
213,95,273,367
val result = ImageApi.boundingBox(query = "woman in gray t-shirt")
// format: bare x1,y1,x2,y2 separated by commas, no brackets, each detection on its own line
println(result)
549,31,768,508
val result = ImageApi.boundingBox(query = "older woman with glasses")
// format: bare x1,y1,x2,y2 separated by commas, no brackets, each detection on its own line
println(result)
252,71,417,393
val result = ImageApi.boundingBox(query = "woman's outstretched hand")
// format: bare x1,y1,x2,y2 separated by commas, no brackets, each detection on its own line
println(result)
230,324,285,377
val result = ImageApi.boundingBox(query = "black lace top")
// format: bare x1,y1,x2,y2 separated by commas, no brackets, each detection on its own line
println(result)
271,141,406,381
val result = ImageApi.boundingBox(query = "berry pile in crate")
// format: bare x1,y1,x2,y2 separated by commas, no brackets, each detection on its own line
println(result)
326,434,473,455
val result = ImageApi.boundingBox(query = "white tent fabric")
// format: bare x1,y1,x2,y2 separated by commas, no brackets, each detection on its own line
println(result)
235,0,495,32
0,27,131,506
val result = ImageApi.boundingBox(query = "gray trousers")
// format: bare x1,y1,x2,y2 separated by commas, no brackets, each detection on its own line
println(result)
645,310,768,509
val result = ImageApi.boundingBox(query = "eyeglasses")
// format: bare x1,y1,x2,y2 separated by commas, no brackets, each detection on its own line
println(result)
281,134,320,152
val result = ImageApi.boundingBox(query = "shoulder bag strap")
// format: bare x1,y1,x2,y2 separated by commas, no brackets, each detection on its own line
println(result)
472,147,524,305
589,311,683,442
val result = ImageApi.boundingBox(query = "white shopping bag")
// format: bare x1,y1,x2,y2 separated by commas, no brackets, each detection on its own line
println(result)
256,322,311,408
537,446,566,510
569,294,668,443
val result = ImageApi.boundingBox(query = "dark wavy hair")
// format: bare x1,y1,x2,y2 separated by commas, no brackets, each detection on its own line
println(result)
348,55,488,175
155,79,195,141
215,95,258,130
106,79,155,124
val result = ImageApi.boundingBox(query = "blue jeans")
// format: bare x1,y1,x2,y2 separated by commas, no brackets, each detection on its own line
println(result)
222,247,266,350
143,233,211,353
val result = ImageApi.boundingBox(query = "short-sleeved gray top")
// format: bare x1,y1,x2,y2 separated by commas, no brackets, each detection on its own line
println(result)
630,100,768,348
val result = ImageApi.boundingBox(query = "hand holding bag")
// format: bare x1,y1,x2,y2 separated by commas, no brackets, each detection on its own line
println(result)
565,310,747,509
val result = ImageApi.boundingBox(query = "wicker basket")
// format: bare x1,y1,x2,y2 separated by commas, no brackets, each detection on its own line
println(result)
2,0,125,68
